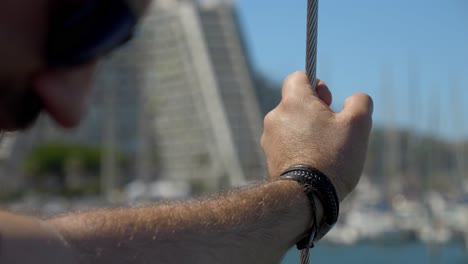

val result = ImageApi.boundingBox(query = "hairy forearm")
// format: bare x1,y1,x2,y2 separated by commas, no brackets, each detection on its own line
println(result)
0,212,77,264
49,180,321,264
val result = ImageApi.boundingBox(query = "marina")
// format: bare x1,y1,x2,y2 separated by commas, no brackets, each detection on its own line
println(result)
282,242,468,264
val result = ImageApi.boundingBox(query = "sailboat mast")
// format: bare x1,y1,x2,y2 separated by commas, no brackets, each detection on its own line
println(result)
101,74,118,202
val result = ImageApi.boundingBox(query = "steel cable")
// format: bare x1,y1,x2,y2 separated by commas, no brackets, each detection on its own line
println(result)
300,1,319,263
306,0,318,89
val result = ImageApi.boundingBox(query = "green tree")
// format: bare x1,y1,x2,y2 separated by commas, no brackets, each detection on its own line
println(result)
22,142,126,196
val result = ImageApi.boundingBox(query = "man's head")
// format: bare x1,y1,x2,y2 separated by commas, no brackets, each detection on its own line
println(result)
0,0,151,131
0,0,47,130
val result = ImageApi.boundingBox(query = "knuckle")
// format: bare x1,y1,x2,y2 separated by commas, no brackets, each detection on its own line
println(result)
283,71,303,85
347,111,373,129
356,93,374,111
359,93,373,108
282,72,308,100
263,111,277,128
343,93,374,128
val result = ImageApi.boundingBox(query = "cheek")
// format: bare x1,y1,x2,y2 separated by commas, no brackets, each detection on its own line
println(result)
0,79,43,131
0,0,48,76
33,62,98,128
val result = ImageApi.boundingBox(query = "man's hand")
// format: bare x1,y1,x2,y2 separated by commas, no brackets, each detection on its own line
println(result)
261,72,373,201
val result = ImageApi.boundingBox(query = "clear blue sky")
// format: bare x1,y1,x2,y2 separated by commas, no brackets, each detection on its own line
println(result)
235,0,468,139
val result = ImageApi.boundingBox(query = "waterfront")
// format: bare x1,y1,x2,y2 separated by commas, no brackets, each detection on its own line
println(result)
282,242,468,264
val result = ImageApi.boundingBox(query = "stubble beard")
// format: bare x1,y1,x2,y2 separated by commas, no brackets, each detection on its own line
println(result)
0,80,43,131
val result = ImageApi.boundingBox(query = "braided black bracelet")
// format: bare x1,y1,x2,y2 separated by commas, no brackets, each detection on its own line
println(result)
280,166,340,248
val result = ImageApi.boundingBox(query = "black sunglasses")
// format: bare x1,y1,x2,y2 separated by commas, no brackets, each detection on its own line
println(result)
46,0,138,67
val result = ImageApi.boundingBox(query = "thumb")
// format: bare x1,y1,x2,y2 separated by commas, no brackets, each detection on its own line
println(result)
339,93,373,125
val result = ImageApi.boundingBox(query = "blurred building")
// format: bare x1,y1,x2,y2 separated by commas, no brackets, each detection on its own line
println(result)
0,0,265,195
137,0,265,188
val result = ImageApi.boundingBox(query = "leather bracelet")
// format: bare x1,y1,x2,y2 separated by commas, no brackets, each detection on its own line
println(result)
280,165,340,248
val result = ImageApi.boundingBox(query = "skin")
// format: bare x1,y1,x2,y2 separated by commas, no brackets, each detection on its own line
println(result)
262,74,373,202
0,0,152,130
0,0,94,130
0,0,373,263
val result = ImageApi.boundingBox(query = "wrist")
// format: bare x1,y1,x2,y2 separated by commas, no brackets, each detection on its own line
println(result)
266,180,323,248
305,165,347,202
279,165,340,246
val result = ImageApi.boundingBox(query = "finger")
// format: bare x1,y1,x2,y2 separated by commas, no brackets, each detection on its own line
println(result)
281,71,317,102
339,93,374,123
316,79,332,106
